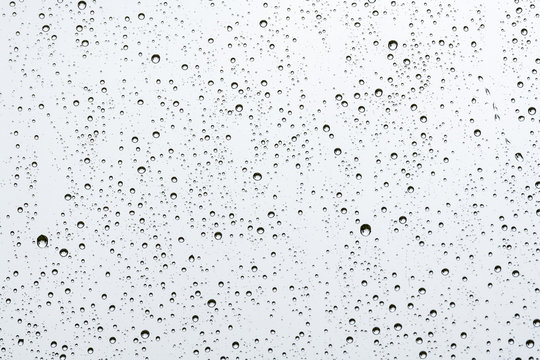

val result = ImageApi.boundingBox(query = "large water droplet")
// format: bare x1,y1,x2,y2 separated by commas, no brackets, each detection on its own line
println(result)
37,235,48,248
360,224,371,236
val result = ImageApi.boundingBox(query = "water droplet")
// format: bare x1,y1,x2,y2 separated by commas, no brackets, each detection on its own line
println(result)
141,330,150,339
360,224,371,236
59,248,68,257
37,235,48,248
151,54,160,63
259,20,267,28
388,40,398,50
77,1,86,10
253,172,262,181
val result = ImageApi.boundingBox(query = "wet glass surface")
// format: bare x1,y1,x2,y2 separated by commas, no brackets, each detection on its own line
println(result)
0,0,539,358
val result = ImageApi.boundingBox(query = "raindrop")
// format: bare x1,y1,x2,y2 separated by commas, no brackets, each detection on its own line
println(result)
360,224,371,236
151,54,160,63
37,235,48,248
